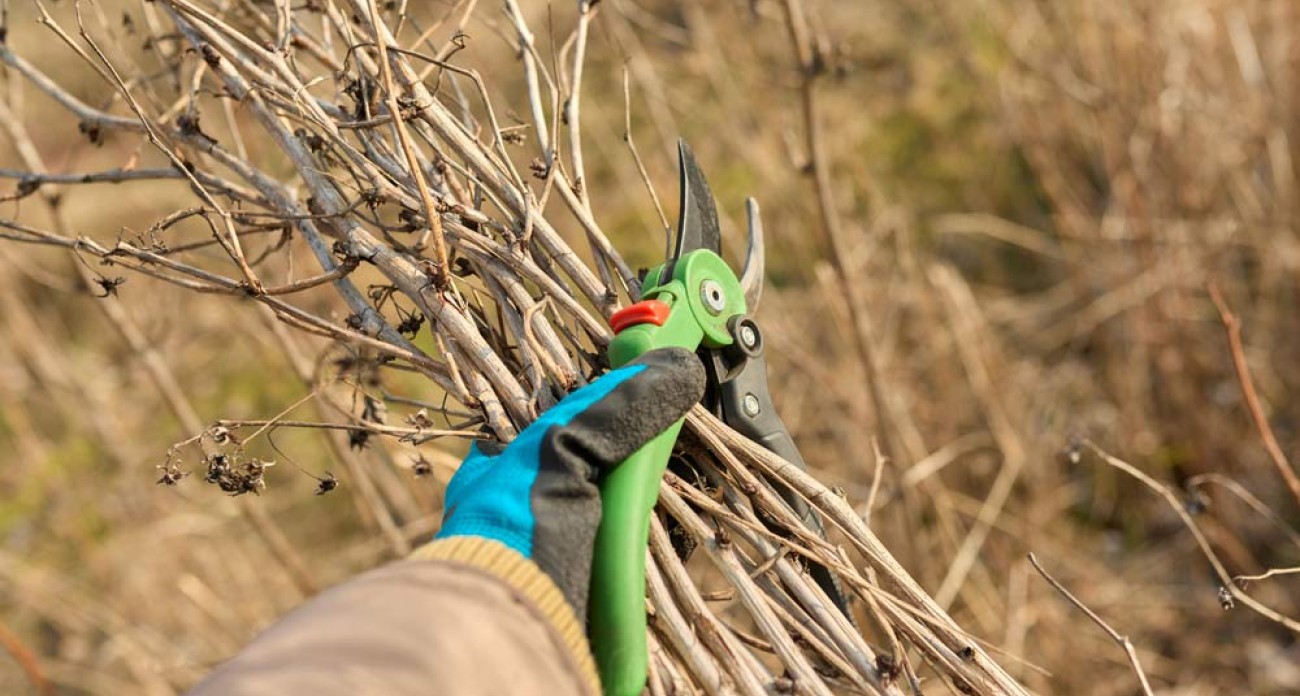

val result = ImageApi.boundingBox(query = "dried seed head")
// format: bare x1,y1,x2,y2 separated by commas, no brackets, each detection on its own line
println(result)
208,425,233,445
203,454,273,496
396,312,425,338
156,461,189,486
176,113,214,144
407,409,434,429
199,43,221,67
349,429,371,451
94,276,126,297
1184,488,1210,515
205,453,229,484
362,394,387,422
315,472,339,496
875,654,900,684
79,120,104,146
12,178,40,200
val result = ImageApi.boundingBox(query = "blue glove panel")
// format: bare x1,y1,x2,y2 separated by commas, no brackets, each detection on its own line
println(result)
435,363,649,558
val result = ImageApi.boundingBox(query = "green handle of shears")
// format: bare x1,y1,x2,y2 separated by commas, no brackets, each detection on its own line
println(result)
587,423,681,696
590,250,743,696
591,310,704,696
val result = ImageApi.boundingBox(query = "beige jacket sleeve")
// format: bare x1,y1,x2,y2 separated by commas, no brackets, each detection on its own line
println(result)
187,537,600,696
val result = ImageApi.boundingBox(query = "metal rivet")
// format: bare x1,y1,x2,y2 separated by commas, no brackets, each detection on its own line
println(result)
739,324,758,348
700,279,727,314
742,393,761,417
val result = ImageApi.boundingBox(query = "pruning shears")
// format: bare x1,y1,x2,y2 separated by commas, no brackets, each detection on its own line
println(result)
590,141,852,696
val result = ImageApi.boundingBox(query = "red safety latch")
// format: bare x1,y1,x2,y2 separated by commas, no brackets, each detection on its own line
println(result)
609,300,671,334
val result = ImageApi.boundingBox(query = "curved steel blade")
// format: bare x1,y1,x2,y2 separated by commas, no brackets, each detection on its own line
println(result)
663,140,721,279
740,197,765,311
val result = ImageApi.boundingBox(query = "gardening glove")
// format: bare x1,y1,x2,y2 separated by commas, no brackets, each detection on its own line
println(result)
431,346,705,619
188,349,704,696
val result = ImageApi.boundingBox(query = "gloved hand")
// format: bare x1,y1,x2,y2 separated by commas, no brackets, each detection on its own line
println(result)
435,347,705,620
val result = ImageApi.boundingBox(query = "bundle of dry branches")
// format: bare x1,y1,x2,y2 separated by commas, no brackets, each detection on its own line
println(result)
0,1,1034,693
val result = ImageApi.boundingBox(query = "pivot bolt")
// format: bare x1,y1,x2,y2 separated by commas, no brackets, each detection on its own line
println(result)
700,280,727,314
742,393,761,418
739,324,758,349
728,316,763,358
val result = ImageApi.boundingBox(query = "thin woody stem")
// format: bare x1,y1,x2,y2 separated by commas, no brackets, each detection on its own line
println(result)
1207,282,1300,508
362,0,451,281
1027,553,1156,696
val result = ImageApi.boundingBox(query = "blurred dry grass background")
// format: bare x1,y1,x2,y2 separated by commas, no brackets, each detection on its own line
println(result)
3,0,1300,694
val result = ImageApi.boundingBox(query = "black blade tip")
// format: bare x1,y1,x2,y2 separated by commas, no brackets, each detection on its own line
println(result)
673,139,722,261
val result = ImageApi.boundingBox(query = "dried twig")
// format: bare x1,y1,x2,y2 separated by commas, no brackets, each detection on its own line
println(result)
0,618,56,696
780,0,912,468
1077,440,1300,633
1207,282,1300,509
1233,567,1300,584
1027,553,1155,696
